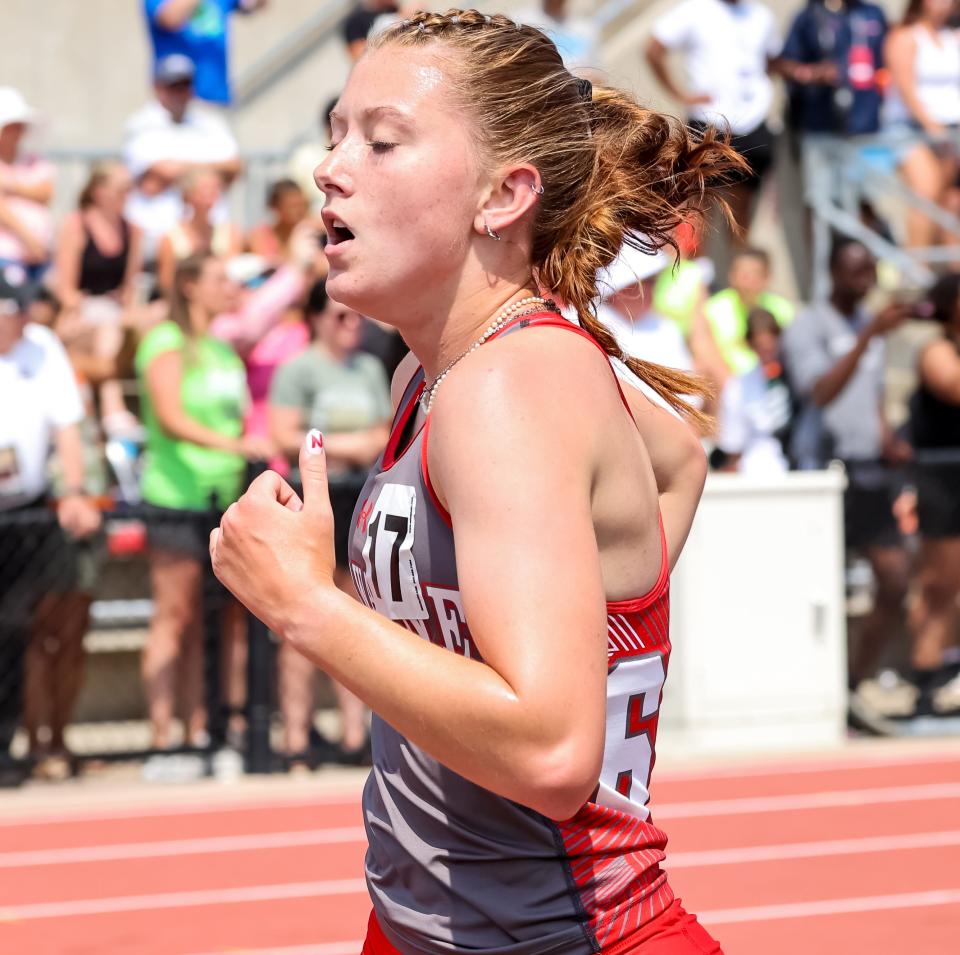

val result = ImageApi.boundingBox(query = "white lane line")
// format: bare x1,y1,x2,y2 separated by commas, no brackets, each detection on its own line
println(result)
700,888,960,925
653,781,960,819
187,944,362,955
669,829,960,868
656,748,960,783
0,791,363,828
0,826,368,869
0,879,369,922
7,825,957,873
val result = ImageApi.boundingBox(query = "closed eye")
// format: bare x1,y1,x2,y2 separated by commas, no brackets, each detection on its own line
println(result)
369,141,397,154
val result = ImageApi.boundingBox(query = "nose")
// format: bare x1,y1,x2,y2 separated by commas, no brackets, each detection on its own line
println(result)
314,139,355,198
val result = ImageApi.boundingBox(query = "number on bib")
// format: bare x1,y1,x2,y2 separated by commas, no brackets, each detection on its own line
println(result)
359,483,429,620
595,653,666,820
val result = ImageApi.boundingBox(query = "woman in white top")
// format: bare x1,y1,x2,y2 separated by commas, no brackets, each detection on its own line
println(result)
884,0,960,248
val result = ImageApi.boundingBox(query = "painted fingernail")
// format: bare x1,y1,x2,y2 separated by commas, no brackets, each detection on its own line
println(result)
306,429,324,455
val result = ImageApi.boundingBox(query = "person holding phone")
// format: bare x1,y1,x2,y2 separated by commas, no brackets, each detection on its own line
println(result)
783,238,914,706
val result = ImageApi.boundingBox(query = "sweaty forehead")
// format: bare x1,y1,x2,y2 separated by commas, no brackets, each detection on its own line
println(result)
342,45,457,120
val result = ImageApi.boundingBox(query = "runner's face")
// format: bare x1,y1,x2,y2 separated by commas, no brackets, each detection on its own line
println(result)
316,46,484,317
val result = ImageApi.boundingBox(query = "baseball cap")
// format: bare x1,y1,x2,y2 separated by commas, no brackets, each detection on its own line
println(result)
597,237,670,298
154,54,196,86
0,264,35,315
0,87,38,129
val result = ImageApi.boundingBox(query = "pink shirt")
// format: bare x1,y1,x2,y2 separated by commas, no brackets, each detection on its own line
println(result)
0,155,54,263
245,320,309,440
209,263,309,475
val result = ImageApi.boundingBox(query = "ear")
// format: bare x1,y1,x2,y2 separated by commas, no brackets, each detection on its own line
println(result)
473,164,543,238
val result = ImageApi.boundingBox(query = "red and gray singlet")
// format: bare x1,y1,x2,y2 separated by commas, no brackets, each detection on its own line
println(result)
348,315,675,954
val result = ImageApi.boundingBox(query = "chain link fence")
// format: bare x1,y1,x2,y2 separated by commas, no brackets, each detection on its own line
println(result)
0,469,370,786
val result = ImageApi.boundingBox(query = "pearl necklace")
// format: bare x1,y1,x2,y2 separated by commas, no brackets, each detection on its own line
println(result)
419,296,553,413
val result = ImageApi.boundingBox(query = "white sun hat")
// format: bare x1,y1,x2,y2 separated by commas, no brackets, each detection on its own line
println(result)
0,88,38,129
597,236,670,299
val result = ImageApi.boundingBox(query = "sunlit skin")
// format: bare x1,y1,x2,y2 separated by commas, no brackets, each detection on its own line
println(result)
208,44,708,821
317,46,544,379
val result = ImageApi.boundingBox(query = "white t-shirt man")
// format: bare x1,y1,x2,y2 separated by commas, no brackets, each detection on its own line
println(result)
123,99,239,256
0,324,84,510
651,0,780,135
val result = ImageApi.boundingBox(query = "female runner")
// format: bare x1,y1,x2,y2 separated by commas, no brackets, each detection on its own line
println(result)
210,10,742,953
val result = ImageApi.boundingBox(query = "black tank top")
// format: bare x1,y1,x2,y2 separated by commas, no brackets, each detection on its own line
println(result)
78,218,130,296
911,338,960,450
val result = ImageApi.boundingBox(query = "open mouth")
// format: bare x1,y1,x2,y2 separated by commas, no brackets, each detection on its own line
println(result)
323,212,355,246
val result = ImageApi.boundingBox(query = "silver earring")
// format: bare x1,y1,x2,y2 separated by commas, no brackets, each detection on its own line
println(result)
485,222,501,241
531,183,545,196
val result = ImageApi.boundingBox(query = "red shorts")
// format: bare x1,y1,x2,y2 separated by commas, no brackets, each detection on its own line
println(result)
361,900,724,954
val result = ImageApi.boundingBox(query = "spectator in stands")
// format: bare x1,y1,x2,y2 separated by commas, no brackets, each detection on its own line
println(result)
124,54,241,264
211,223,324,464
0,268,101,787
23,289,110,782
246,179,315,267
715,306,794,474
53,162,144,438
515,1,601,73
783,238,913,693
156,167,243,290
143,0,268,106
269,282,391,767
0,88,54,281
135,254,270,765
907,273,960,716
778,0,888,137
705,247,795,375
645,0,781,239
596,242,694,375
343,1,399,62
883,0,960,250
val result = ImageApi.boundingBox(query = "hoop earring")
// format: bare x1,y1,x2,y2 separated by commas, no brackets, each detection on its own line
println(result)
531,183,545,196
485,221,502,241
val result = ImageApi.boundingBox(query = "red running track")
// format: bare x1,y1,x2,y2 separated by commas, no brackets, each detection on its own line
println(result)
1,747,959,954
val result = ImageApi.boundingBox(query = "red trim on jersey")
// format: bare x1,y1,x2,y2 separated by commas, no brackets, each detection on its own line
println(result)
488,314,637,420
381,377,425,471
420,414,453,528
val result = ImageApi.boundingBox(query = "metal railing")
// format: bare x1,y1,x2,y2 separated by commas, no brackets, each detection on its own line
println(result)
803,132,960,300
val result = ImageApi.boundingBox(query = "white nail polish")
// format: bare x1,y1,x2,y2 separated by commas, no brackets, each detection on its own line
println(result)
306,429,324,455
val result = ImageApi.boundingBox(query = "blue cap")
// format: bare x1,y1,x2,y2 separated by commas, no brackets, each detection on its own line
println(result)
154,54,196,86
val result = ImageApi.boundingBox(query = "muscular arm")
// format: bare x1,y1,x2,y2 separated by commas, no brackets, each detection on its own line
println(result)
262,343,629,820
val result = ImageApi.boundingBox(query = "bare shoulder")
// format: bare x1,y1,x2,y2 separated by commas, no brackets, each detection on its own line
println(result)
433,322,623,440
